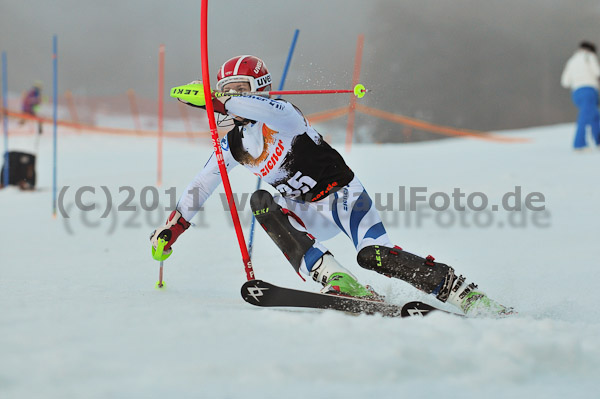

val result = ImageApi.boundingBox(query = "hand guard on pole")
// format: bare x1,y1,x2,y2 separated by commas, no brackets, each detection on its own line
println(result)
174,81,229,115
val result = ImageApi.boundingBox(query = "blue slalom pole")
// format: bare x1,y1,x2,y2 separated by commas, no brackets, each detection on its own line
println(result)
247,28,300,258
278,29,300,97
52,35,58,216
2,51,8,187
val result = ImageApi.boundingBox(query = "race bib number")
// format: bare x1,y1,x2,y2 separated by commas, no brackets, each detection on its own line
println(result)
276,171,317,197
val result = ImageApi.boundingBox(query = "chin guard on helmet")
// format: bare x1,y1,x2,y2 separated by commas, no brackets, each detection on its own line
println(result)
215,114,255,128
216,113,234,128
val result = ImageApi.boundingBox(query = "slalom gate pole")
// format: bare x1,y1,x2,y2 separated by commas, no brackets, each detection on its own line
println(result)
278,29,300,94
201,0,255,281
1,51,8,188
247,28,300,258
52,35,58,217
346,34,364,153
127,89,142,134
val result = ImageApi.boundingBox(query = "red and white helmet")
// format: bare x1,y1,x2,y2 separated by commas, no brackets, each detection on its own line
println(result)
216,55,272,93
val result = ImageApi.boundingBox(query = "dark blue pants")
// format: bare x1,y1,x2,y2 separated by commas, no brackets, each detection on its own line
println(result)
572,87,600,148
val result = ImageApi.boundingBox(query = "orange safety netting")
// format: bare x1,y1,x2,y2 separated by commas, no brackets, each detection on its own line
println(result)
2,109,211,138
1,106,350,137
1,101,530,143
354,104,530,143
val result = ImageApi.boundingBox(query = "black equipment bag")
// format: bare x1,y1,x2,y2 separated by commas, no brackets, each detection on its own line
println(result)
1,151,36,189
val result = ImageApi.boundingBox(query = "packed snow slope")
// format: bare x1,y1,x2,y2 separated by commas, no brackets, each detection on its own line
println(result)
2,123,599,398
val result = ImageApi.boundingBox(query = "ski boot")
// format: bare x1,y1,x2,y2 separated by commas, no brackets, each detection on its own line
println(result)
356,245,513,317
310,254,381,300
445,275,515,317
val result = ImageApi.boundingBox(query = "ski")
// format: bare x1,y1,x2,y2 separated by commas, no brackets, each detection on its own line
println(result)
240,279,462,318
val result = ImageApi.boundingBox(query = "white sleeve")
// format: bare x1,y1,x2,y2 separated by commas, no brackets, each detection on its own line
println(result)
224,96,307,132
561,58,572,89
176,137,239,222
590,55,600,79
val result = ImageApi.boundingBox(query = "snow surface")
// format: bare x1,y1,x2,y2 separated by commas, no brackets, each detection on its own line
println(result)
2,123,600,398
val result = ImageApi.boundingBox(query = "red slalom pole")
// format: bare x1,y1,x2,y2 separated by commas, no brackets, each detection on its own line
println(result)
200,0,255,281
127,89,142,134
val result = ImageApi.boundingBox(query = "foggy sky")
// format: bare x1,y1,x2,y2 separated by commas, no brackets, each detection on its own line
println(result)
2,0,600,136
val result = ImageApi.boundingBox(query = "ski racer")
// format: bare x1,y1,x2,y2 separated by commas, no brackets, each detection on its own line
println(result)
150,55,512,317
22,82,42,117
20,81,43,134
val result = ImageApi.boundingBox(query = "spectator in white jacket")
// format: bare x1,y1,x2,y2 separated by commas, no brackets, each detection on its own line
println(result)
561,41,600,150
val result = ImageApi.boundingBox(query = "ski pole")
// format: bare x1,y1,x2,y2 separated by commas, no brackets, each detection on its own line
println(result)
152,235,171,288
157,260,165,288
214,85,368,98
248,28,300,258
170,83,368,106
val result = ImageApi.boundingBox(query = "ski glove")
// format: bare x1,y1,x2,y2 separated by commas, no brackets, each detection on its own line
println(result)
175,80,229,115
150,210,191,259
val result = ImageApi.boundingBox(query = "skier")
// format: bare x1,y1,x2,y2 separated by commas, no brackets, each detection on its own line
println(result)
151,55,512,317
20,81,43,134
22,82,42,116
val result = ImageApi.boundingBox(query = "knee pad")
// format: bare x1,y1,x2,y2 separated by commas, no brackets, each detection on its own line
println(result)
250,190,316,273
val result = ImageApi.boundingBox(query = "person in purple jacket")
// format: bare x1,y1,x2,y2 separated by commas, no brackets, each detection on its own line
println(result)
21,81,43,133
